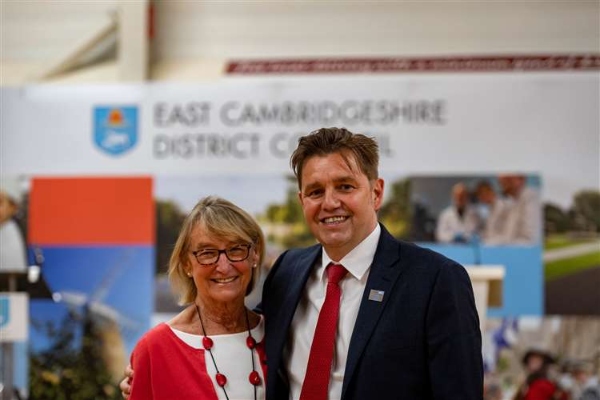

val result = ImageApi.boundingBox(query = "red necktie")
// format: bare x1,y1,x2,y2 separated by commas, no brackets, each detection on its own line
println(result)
300,263,348,400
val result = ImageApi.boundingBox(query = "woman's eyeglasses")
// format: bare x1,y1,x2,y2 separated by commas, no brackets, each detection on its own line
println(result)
191,243,252,265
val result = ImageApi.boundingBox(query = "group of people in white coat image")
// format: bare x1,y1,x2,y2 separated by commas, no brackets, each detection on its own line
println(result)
435,175,541,246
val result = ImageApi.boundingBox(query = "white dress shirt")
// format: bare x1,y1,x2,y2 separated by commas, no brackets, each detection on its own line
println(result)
285,224,381,399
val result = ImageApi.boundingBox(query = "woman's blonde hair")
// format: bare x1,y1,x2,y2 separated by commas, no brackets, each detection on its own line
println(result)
168,196,265,305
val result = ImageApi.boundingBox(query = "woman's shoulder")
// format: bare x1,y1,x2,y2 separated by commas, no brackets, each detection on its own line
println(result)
134,323,172,349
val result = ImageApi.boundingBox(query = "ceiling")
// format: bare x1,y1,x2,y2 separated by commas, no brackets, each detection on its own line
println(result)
1,0,598,85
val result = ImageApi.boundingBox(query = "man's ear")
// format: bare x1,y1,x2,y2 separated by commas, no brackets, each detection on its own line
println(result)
372,178,384,211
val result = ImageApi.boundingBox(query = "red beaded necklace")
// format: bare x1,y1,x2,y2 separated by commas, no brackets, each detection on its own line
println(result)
195,304,261,400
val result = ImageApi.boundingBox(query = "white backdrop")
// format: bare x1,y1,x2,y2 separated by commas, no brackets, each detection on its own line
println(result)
2,72,598,208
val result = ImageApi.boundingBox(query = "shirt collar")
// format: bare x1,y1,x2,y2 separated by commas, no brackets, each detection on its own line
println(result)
320,224,381,282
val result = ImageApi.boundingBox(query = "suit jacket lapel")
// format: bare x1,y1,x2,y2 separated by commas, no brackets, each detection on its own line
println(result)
268,245,321,390
341,226,405,398
277,245,321,335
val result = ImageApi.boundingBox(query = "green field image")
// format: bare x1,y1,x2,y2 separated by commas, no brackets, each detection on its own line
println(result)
545,234,597,250
544,234,600,281
543,190,600,281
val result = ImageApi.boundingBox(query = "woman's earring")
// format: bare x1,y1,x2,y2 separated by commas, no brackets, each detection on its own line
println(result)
252,263,257,268
186,271,192,277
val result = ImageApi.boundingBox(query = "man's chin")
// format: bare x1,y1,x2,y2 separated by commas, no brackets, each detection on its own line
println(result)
318,235,350,251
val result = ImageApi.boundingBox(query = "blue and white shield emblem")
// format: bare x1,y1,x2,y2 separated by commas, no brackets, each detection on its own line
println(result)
0,297,10,328
94,106,138,156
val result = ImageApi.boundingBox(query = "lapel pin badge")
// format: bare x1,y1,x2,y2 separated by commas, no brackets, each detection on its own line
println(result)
368,289,384,302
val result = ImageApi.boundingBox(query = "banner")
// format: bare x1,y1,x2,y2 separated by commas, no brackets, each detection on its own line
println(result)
0,293,28,341
2,73,598,203
2,73,599,319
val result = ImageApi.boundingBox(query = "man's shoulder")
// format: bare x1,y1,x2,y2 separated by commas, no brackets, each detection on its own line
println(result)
268,243,320,276
398,239,458,264
384,233,467,278
280,243,321,259
0,219,21,237
438,206,455,218
379,226,446,260
520,186,540,202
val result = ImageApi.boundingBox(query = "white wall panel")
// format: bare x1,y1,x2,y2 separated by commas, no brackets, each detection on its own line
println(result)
0,0,598,83
153,1,600,60
1,1,117,61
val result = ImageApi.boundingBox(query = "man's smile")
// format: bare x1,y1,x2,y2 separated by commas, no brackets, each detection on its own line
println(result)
321,216,349,224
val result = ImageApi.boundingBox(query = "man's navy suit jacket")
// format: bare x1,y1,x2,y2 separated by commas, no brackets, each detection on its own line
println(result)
261,224,483,400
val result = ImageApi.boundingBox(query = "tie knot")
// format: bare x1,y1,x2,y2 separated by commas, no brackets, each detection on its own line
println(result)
327,263,347,285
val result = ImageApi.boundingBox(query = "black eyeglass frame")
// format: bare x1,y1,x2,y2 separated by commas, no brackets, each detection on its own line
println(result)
191,243,253,266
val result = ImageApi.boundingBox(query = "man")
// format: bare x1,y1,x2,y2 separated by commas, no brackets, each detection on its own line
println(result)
491,174,541,245
435,182,480,243
262,128,482,399
121,127,483,399
569,360,600,400
475,180,509,244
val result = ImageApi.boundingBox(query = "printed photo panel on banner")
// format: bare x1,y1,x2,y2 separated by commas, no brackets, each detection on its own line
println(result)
482,316,600,400
407,174,544,317
28,177,154,245
407,174,600,317
25,176,155,397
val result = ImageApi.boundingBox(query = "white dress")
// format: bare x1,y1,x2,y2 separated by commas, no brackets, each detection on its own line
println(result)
170,316,266,400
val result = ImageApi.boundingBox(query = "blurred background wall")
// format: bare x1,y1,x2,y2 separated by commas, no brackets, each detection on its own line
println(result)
1,0,599,84
1,2,599,400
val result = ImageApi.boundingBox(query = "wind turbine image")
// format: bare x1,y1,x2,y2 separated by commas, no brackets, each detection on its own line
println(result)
51,248,141,383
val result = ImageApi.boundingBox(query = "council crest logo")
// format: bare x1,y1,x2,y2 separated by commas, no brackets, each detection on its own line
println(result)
0,297,10,328
93,106,138,156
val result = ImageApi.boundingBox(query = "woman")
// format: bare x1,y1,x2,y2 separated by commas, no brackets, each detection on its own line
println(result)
129,196,266,400
513,349,570,400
